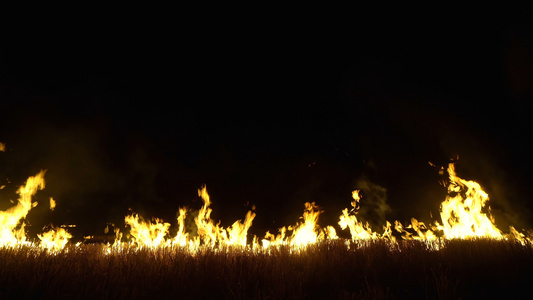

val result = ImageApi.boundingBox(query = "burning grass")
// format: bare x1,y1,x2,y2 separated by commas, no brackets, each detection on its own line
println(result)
0,239,532,299
2,156,533,298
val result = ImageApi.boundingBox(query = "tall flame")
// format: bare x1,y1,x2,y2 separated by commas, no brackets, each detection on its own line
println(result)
439,163,502,239
0,170,46,247
194,185,223,248
172,207,189,247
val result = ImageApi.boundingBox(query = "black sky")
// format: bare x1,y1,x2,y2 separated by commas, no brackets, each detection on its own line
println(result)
1,8,533,238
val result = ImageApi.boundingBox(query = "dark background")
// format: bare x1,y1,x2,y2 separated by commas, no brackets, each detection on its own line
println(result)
1,7,533,239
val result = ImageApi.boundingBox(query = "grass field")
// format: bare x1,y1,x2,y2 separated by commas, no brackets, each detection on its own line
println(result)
2,164,532,299
0,239,531,299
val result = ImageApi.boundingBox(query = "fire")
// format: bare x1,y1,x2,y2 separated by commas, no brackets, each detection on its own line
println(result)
38,226,72,253
0,170,46,247
1,158,531,254
388,163,506,247
289,202,323,246
226,209,256,247
439,163,503,239
189,186,257,250
339,190,378,241
50,197,56,211
262,202,340,251
172,207,189,247
118,186,257,253
0,165,72,251
194,185,224,248
263,202,318,249
125,214,170,249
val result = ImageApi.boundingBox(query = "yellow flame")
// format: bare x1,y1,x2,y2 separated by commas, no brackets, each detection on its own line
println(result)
119,186,257,253
50,197,56,211
1,161,531,254
172,207,189,247
0,170,46,247
38,226,72,253
339,190,378,240
290,202,323,246
125,214,170,249
262,202,332,251
227,209,256,247
439,163,502,239
190,186,257,250
114,162,530,254
194,185,222,248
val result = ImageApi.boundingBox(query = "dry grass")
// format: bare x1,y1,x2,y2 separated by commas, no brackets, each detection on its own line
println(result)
0,239,531,299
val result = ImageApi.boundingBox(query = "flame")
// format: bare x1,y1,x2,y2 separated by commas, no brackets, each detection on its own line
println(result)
125,214,170,249
389,163,505,247
0,170,46,247
118,186,257,253
289,202,323,246
50,197,56,211
99,163,533,253
227,209,256,247
191,186,256,250
1,160,531,255
194,185,224,248
339,190,378,241
262,202,333,251
172,207,189,247
38,226,72,253
0,170,72,251
439,163,502,239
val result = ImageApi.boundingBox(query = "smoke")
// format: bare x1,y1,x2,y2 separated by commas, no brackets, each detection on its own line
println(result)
181,208,199,238
353,176,391,232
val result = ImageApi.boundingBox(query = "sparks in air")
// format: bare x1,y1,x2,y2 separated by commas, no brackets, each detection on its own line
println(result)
0,142,531,254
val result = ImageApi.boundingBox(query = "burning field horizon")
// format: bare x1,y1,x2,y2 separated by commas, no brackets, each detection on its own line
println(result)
2,142,533,298
3,152,533,253
2,9,533,299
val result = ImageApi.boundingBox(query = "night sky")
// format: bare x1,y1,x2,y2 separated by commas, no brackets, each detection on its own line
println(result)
1,8,533,239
